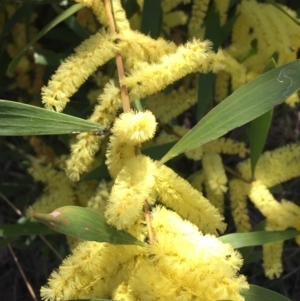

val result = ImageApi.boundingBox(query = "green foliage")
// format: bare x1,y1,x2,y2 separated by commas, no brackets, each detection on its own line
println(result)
33,206,144,246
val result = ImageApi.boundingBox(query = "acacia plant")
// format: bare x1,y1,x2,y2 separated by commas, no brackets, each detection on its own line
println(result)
1,0,300,300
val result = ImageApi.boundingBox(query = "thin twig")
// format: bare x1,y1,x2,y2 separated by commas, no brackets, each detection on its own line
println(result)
7,244,38,301
144,201,155,244
0,191,22,216
103,0,130,112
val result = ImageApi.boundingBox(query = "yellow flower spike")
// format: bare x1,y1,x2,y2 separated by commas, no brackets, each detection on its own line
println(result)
281,200,300,245
154,164,226,235
229,179,251,232
188,0,210,38
111,282,137,301
121,31,177,70
237,144,300,187
105,155,157,230
122,39,224,99
146,206,248,301
106,110,156,179
66,81,122,181
204,180,225,215
203,137,248,157
42,30,120,112
145,87,197,124
263,220,287,279
113,110,157,144
213,0,230,26
26,158,75,219
106,137,136,179
248,181,290,225
40,242,141,301
202,152,228,195
214,70,230,103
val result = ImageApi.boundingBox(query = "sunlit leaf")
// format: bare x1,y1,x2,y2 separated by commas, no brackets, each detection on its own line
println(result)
219,230,300,249
34,206,144,246
242,285,292,301
0,100,105,136
160,60,300,163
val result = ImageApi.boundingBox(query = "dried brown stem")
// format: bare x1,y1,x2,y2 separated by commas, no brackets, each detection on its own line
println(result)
103,0,130,112
7,244,38,301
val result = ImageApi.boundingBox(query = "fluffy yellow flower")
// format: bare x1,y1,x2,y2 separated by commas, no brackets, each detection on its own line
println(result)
113,110,157,144
41,242,141,301
105,155,157,230
237,144,300,187
122,39,224,99
155,164,226,235
135,207,248,301
229,179,251,232
42,30,120,112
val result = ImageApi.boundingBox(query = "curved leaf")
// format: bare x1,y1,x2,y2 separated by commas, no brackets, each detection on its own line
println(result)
160,60,300,163
0,99,105,136
33,206,144,246
7,3,83,74
242,285,292,301
219,230,300,249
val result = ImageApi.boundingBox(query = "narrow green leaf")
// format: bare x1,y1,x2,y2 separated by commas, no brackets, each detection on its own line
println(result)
52,4,89,39
7,3,83,75
0,100,105,136
141,0,162,38
249,58,276,177
242,285,292,301
249,110,272,177
219,230,300,249
160,60,300,163
238,220,266,260
0,237,16,248
33,206,144,246
0,222,57,237
196,4,220,120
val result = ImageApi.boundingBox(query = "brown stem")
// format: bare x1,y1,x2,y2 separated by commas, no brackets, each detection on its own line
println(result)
144,201,155,244
8,244,38,301
103,0,130,112
223,165,252,183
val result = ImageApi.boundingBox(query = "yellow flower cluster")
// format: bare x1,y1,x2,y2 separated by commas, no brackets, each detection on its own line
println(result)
105,110,225,235
41,206,248,301
229,144,300,278
215,0,300,106
40,0,224,181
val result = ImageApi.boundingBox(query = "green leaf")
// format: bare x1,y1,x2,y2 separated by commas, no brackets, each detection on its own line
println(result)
218,230,300,249
0,222,57,237
249,59,276,177
33,206,144,246
160,60,300,163
249,110,272,177
7,3,83,75
0,99,105,136
196,4,220,120
0,237,16,248
52,4,89,39
242,285,292,301
141,0,162,38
